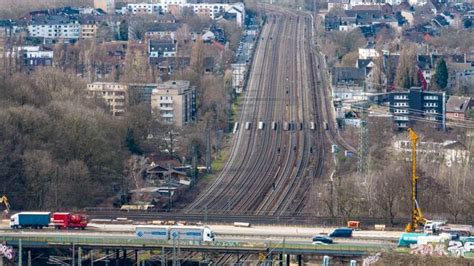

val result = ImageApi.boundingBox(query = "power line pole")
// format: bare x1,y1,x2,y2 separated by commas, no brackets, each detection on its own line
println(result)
357,82,369,179
205,124,211,174
167,163,172,211
192,145,197,185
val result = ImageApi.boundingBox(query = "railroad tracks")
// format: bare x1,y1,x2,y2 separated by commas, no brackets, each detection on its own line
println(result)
178,5,356,218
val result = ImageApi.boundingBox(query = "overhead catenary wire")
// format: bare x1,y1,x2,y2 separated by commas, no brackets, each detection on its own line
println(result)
352,104,474,127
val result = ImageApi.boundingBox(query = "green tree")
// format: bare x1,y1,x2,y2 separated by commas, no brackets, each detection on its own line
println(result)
125,128,143,155
433,58,448,90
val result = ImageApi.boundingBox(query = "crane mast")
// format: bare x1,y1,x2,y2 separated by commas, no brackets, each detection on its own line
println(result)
0,195,10,213
405,128,427,232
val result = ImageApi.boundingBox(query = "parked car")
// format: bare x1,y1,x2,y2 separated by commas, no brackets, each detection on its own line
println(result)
312,235,333,244
328,227,353,238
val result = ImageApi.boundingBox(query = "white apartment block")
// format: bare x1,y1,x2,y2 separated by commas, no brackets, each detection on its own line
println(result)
28,16,80,40
86,82,128,116
151,80,196,127
126,2,245,26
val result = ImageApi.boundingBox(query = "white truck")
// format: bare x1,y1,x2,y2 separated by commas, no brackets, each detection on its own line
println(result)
135,225,215,242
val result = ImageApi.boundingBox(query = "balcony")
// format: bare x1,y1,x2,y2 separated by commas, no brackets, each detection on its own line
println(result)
394,116,409,121
160,106,173,111
160,99,173,104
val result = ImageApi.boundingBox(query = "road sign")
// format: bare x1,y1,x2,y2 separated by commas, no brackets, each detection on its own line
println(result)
171,231,179,240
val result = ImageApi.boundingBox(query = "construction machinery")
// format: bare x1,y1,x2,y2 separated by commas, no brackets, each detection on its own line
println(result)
405,128,427,232
0,195,10,213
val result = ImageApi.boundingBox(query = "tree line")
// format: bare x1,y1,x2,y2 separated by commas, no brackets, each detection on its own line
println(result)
0,69,129,210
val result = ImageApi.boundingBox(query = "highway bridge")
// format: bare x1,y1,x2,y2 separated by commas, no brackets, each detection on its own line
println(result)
0,224,395,265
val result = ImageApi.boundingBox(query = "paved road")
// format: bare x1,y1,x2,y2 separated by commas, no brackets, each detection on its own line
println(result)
1,220,401,244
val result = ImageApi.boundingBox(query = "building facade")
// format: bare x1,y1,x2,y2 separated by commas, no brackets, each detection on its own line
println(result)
94,0,115,13
28,15,80,40
389,87,446,129
86,82,128,116
151,80,196,127
80,17,98,39
22,47,54,68
149,39,177,58
446,96,472,121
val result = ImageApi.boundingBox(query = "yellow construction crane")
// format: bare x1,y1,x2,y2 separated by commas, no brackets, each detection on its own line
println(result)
405,128,427,232
0,195,11,213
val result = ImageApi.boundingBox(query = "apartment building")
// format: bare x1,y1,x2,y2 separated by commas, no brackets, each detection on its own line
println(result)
28,15,80,40
389,87,446,129
86,82,128,116
151,80,196,127
80,16,98,39
126,2,245,26
22,46,54,68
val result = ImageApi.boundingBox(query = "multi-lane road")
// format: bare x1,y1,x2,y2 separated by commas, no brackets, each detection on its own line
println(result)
187,7,327,216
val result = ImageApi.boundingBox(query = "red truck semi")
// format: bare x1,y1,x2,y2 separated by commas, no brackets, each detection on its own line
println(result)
52,212,88,230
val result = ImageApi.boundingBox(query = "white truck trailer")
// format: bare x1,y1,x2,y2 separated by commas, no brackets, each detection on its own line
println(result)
135,225,215,242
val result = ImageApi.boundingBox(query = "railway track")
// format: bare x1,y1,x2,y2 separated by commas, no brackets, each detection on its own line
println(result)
182,7,330,216
85,208,416,227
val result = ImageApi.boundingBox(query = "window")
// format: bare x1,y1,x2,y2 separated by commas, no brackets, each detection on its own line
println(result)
424,95,438,100
394,102,408,107
424,102,438,107
394,109,408,114
394,95,408,100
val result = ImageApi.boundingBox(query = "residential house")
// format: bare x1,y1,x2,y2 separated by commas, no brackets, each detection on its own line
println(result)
150,80,196,127
325,16,341,31
148,39,177,58
446,96,473,121
327,0,351,11
447,62,474,88
146,163,191,186
156,14,177,24
144,23,181,40
331,67,366,100
152,57,191,74
389,86,446,129
417,54,433,88
358,43,380,59
86,82,128,116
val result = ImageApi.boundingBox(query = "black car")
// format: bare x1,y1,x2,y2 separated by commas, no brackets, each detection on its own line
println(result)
312,235,333,244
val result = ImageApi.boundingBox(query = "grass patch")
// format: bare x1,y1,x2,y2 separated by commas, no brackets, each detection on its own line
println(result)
211,148,231,172
229,94,243,122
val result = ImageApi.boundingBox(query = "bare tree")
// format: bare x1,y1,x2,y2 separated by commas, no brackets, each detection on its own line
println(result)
395,44,418,89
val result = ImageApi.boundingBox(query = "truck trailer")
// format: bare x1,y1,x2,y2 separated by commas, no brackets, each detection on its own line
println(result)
52,212,88,230
135,225,215,242
10,212,51,229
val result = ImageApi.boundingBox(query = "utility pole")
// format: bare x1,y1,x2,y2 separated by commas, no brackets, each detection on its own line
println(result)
357,81,369,180
192,145,197,185
205,124,211,174
167,163,172,211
